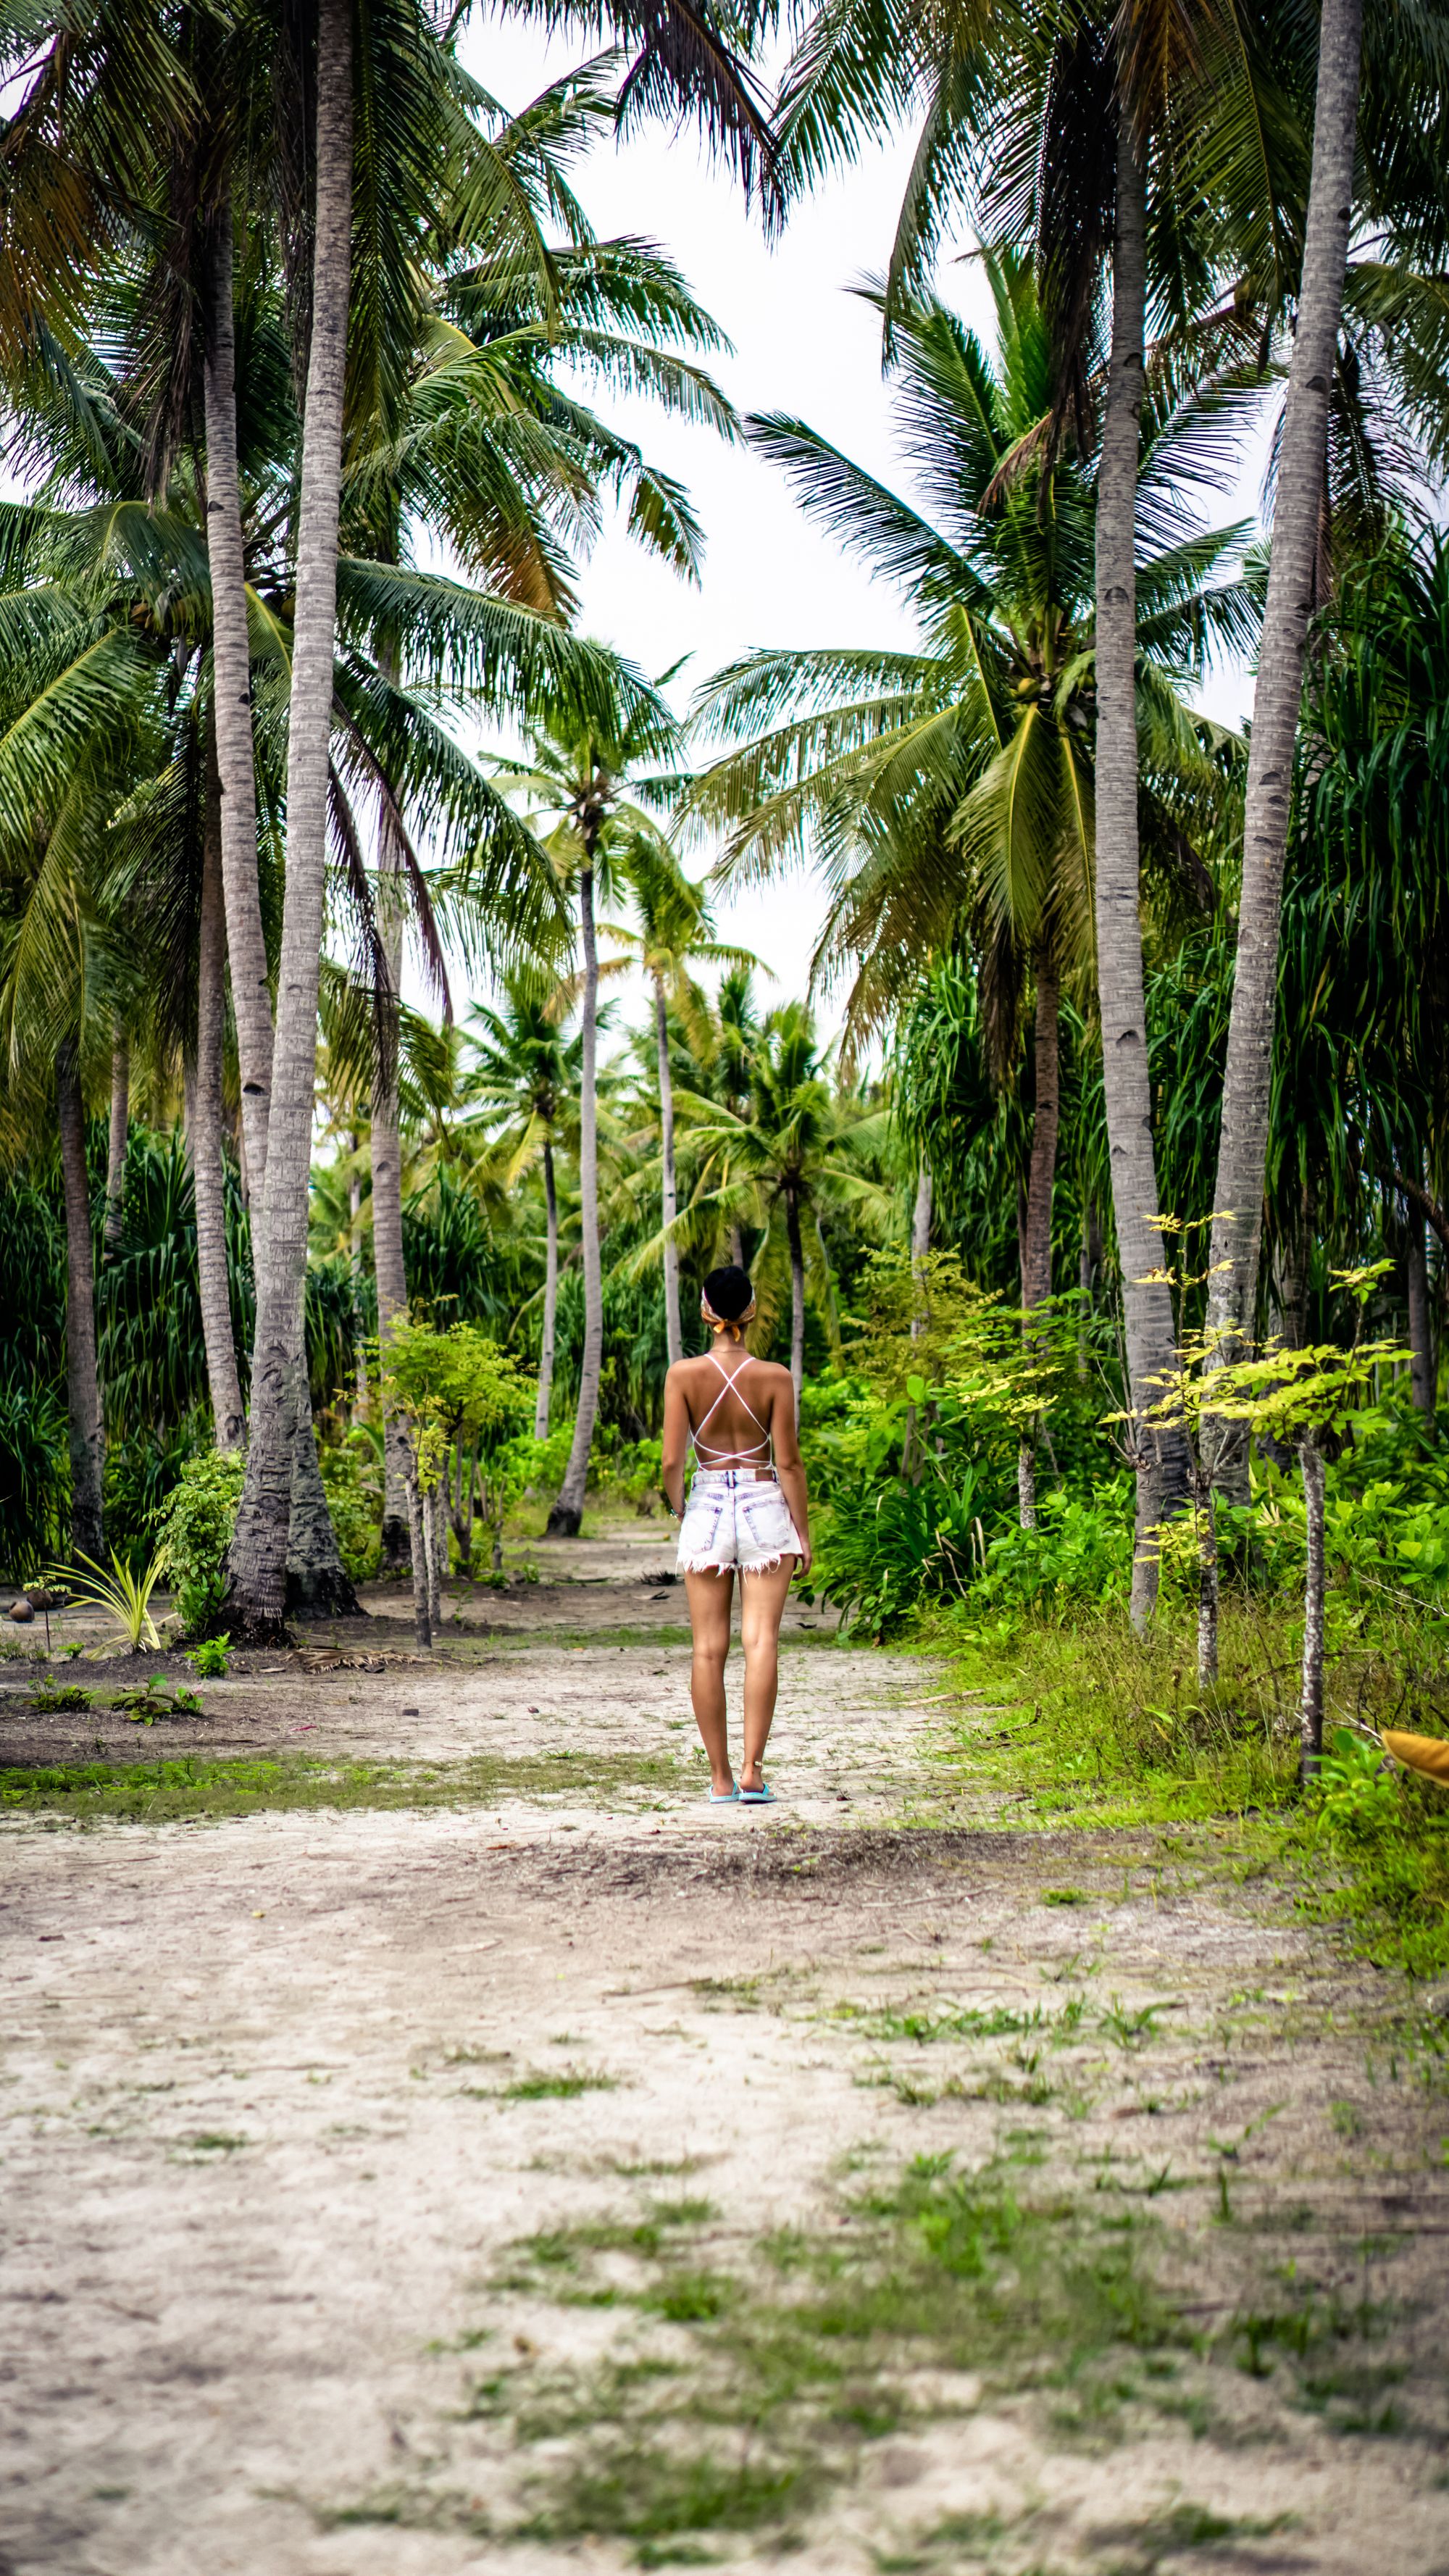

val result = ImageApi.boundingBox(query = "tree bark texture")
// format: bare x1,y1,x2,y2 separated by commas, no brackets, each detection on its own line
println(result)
549,867,602,1535
1406,1213,1435,1422
786,1187,806,1426
192,736,247,1451
57,1045,104,1561
656,973,682,1368
1020,949,1060,1314
534,1138,559,1439
1016,1438,1037,1531
287,1352,360,1616
350,1140,369,1425
1093,117,1183,1633
372,820,413,1568
406,1464,431,1648
1206,0,1364,1371
104,1027,128,1259
203,187,273,1193
1299,1434,1327,1777
427,1480,445,1632
226,0,353,1638
911,1159,932,1288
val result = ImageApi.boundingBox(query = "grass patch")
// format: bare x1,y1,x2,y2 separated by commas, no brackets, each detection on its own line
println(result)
922,1598,1449,1980
0,1746,683,1824
497,2067,619,2101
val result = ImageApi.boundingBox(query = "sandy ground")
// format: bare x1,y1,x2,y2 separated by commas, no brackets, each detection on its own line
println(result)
2,1529,1448,2576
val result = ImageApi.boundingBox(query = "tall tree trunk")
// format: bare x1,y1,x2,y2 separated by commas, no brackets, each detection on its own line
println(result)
1205,0,1364,1383
203,186,273,1192
193,732,247,1451
57,1043,104,1561
287,1349,360,1616
656,972,682,1367
1299,1433,1327,1777
911,1159,932,1302
225,0,353,1639
1094,115,1182,1632
785,1185,805,1426
406,1454,431,1648
1406,1211,1435,1424
535,1138,559,1439
104,1027,128,1260
349,1136,368,1426
548,866,601,1535
1195,1466,1219,1688
1019,949,1060,1313
372,817,412,1569
1077,1194,1102,1381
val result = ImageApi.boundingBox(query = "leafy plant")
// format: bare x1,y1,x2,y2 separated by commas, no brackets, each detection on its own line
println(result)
48,1548,165,1652
188,1634,231,1679
153,1449,246,1635
32,1682,93,1712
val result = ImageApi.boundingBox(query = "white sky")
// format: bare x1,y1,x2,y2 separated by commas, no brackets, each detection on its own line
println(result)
444,9,1262,1045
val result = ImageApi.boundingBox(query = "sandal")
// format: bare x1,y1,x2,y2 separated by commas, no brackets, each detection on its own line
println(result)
708,1785,740,1803
738,1777,774,1804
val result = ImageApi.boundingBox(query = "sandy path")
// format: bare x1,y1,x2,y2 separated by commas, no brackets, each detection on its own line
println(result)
2,1539,1448,2575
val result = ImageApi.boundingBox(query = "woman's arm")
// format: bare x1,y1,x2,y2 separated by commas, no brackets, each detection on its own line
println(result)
661,1366,689,1518
770,1376,811,1577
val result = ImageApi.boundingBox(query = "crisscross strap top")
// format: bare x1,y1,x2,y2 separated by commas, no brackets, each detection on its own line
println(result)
688,1349,774,1473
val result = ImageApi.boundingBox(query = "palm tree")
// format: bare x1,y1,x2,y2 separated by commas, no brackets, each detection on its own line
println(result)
504,685,680,1533
1203,0,1366,1409
677,1002,886,1418
690,258,1251,1333
604,835,756,1364
462,970,585,1438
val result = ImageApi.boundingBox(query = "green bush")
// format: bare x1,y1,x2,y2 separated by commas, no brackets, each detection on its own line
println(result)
188,1633,231,1678
318,1433,382,1581
154,1449,246,1635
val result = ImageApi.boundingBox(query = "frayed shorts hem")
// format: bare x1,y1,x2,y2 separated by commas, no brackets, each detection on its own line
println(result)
677,1547,800,1577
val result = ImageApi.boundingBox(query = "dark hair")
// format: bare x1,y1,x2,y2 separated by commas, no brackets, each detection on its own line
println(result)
702,1263,753,1322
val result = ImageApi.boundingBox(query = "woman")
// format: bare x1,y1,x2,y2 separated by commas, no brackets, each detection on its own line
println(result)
661,1263,811,1804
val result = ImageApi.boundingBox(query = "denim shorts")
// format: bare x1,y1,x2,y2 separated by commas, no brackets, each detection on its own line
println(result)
677,1470,803,1575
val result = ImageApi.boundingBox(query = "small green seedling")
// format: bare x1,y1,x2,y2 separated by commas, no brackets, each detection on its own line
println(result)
62,1640,84,1662
32,1683,93,1713
111,1674,170,1724
173,1685,204,1715
188,1635,230,1679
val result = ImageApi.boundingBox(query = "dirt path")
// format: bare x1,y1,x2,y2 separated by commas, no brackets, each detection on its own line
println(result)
2,1534,1448,2575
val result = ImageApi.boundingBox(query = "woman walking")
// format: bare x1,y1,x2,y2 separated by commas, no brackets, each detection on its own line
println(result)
661,1264,811,1804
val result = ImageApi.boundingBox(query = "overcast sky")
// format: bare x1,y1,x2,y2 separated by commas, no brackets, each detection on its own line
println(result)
449,9,1261,1043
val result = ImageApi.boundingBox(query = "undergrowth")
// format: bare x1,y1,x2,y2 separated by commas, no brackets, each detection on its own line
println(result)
922,1594,1449,1980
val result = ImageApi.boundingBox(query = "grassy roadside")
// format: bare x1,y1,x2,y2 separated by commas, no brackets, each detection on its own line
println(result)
909,1600,1449,1982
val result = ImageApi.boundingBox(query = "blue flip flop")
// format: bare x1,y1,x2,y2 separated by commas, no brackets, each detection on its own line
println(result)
708,1785,740,1804
739,1778,774,1804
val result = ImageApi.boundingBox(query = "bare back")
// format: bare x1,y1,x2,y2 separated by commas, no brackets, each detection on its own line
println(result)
669,1347,794,1471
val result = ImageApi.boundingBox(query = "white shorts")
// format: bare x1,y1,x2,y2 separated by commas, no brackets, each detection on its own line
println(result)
677,1470,803,1576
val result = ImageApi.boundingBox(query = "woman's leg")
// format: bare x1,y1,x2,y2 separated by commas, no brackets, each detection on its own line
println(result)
738,1557,795,1789
684,1567,735,1794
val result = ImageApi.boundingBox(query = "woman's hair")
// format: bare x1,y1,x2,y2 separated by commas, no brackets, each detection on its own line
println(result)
701,1263,753,1322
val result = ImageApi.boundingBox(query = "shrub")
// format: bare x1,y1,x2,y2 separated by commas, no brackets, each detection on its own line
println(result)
188,1633,231,1679
154,1449,246,1635
318,1433,383,1581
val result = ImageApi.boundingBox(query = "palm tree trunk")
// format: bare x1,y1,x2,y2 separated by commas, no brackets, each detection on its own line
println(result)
785,1185,806,1425
57,1043,104,1561
1093,114,1183,1633
1020,949,1060,1312
1195,1463,1219,1688
286,1346,360,1615
548,866,601,1535
203,186,272,1192
192,733,246,1451
406,1454,431,1648
911,1160,932,1301
225,0,353,1639
535,1138,559,1439
1205,0,1364,1380
104,1027,128,1260
372,822,412,1569
656,972,682,1368
349,1138,368,1427
1406,1212,1434,1423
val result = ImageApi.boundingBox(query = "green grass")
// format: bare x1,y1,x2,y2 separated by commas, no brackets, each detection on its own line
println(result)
0,1746,684,1823
496,2067,619,2101
920,1599,1449,1980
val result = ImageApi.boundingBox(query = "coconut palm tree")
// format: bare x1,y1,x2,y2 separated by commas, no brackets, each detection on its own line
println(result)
502,685,681,1533
675,1001,888,1418
603,835,756,1364
690,256,1253,1331
462,970,585,1438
